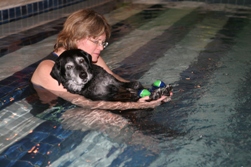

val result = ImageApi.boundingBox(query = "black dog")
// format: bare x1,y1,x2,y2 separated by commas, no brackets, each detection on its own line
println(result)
50,49,144,102
50,49,172,102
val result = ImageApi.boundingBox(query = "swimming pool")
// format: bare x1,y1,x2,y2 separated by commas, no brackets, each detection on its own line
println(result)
1,1,251,166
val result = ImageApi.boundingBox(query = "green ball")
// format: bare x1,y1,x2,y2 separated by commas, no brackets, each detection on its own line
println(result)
152,80,166,88
138,89,151,97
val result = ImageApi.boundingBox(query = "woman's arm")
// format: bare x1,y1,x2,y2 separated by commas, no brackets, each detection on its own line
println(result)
31,60,168,110
53,90,169,110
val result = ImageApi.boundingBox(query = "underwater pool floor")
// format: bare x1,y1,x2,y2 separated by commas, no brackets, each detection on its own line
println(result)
1,1,251,167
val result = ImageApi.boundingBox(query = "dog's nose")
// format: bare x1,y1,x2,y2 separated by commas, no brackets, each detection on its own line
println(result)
79,72,87,79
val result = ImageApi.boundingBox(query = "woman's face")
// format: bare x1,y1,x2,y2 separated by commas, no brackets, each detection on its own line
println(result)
76,33,107,63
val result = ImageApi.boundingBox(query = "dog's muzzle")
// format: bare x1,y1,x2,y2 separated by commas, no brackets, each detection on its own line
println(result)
80,71,87,79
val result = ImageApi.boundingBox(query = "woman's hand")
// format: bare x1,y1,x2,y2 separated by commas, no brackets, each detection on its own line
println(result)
137,96,151,102
137,95,170,103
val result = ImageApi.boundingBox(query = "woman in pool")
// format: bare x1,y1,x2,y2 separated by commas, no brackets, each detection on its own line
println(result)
31,9,169,110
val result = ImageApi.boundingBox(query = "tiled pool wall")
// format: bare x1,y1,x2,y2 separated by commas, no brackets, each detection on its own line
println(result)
0,0,111,25
1,0,250,25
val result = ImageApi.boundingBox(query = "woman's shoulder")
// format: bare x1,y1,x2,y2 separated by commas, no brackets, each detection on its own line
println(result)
36,60,55,76
36,52,58,70
31,57,55,85
32,59,64,91
43,52,59,62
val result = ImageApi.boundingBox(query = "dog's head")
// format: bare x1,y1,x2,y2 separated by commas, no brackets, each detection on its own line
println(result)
50,49,93,92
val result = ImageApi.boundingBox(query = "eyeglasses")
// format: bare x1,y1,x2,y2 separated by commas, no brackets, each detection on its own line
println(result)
88,39,108,49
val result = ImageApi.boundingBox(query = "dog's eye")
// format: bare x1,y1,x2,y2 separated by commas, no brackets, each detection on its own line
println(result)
66,65,73,70
79,58,85,64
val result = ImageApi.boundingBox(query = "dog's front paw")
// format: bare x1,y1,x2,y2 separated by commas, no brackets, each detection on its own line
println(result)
162,84,173,96
149,84,173,100
150,88,163,100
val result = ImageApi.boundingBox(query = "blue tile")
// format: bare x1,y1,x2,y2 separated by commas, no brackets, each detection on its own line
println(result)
58,0,63,6
33,121,59,133
44,1,48,12
21,5,27,16
33,3,38,13
55,130,72,140
15,7,21,19
27,4,33,16
227,0,237,4
0,156,13,167
53,0,59,7
2,9,8,22
9,8,15,20
27,131,50,143
240,0,250,5
12,161,34,167
0,76,15,86
5,148,25,160
18,138,37,152
48,0,53,10
0,10,2,22
39,1,44,12
19,152,47,167
45,144,61,161
63,0,67,6
44,0,48,11
0,86,14,95
35,142,53,155
41,135,62,145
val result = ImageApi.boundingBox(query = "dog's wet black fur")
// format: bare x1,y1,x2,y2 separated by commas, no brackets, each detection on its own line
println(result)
50,49,172,102
50,49,144,102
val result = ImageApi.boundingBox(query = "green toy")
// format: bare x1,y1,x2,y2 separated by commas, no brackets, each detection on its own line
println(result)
138,80,168,98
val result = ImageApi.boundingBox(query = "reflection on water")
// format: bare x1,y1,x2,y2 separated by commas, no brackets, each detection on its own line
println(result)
30,82,180,155
61,107,182,154
146,11,251,166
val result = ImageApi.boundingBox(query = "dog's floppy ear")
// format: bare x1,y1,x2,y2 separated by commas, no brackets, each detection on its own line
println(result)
50,59,62,85
79,49,92,67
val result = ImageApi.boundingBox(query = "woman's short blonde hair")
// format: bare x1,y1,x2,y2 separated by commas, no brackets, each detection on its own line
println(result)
54,9,111,51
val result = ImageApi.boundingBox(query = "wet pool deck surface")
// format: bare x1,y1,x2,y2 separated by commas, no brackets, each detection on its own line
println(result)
1,1,251,166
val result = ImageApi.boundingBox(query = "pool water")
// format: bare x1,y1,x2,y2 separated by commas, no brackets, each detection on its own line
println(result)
1,1,251,167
